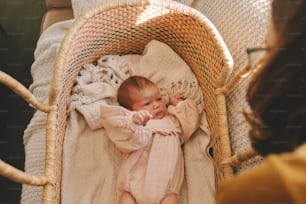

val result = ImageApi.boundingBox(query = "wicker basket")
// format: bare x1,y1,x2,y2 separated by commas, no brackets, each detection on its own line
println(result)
0,0,258,203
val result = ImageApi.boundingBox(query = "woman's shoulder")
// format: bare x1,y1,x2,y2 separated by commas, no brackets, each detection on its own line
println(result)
216,143,306,204
267,143,306,170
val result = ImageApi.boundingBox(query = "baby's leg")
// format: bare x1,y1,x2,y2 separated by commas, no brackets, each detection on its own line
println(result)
161,193,179,204
119,192,137,204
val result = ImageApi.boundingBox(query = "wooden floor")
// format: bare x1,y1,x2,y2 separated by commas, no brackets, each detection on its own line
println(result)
0,1,46,203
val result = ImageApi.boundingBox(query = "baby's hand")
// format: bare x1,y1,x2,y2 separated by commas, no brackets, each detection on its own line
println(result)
132,110,152,125
169,93,184,106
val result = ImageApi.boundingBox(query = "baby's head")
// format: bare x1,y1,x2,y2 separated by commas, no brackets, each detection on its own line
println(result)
117,76,167,119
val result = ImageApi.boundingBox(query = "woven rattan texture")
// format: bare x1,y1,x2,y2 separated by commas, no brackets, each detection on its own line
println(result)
186,0,272,172
51,1,233,200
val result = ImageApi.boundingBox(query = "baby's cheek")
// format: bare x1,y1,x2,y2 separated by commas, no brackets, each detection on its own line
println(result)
146,108,155,115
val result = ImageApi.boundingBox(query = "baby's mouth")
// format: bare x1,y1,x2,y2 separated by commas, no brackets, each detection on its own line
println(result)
153,110,164,119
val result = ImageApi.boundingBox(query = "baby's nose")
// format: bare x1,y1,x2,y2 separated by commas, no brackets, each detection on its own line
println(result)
153,101,159,108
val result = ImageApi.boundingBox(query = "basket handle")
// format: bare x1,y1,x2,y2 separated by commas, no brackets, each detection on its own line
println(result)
215,62,265,166
0,70,51,113
0,160,49,186
216,65,254,95
217,57,266,95
221,147,257,167
0,70,52,186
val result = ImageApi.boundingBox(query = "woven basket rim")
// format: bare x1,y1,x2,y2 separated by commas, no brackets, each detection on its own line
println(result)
50,0,233,104
40,1,237,199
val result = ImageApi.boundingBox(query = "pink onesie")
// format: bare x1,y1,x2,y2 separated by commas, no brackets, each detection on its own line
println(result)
100,99,201,204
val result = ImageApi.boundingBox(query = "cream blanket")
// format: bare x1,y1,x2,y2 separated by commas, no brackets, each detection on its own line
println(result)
62,40,215,204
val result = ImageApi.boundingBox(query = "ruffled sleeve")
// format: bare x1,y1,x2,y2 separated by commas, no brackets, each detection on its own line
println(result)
100,105,152,153
168,99,201,143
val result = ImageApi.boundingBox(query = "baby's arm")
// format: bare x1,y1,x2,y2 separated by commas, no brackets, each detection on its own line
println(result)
132,110,152,125
100,105,152,153
168,99,201,143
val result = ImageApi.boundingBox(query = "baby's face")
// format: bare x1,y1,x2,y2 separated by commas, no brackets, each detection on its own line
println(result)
130,85,167,119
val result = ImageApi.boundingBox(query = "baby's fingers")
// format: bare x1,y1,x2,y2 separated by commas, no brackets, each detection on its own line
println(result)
132,114,142,125
141,111,152,123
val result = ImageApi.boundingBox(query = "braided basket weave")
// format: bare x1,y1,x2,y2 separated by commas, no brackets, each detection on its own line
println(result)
0,0,260,203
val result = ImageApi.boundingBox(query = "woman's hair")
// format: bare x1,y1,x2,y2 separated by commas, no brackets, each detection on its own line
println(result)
117,75,156,109
245,0,306,156
270,0,304,35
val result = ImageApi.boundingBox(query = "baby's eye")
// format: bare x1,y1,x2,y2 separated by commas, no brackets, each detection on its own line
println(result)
156,97,162,101
144,102,150,106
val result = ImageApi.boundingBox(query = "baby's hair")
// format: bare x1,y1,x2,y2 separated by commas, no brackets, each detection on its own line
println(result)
117,75,156,109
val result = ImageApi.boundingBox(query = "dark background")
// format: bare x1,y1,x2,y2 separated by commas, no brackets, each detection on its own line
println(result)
0,1,46,203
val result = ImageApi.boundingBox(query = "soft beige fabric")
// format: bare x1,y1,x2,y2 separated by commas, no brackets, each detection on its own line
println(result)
100,100,200,204
130,40,204,107
62,110,214,204
61,110,120,203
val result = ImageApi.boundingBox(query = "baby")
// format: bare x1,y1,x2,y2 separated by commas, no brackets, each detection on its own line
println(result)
100,76,201,204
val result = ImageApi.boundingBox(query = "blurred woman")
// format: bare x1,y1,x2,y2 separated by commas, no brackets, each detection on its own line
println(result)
216,0,306,203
